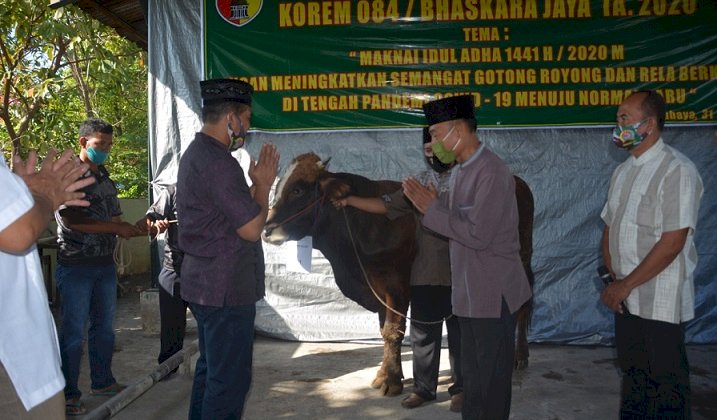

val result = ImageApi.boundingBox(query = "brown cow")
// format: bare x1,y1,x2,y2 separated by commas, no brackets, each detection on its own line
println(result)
515,176,535,370
263,153,535,397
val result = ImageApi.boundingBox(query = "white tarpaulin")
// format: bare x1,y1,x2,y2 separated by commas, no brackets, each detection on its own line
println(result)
147,1,717,344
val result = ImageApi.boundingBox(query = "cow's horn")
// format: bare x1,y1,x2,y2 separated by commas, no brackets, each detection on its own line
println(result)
319,157,331,169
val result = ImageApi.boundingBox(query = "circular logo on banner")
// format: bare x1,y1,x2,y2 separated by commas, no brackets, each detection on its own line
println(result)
216,0,263,27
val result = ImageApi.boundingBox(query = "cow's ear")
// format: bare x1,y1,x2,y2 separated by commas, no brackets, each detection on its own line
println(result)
320,177,350,199
318,157,331,170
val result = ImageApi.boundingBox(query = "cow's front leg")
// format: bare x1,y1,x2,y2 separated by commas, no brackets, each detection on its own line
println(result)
374,320,404,396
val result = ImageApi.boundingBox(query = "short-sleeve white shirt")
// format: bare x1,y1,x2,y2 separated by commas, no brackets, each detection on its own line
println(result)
0,155,65,410
601,139,703,324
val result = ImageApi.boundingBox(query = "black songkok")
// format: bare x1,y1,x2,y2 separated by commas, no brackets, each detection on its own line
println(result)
422,95,475,126
200,78,253,107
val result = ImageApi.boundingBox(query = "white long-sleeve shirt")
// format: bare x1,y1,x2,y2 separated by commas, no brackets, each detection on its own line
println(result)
0,155,65,409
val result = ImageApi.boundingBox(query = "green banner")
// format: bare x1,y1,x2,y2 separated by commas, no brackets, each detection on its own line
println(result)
203,0,717,131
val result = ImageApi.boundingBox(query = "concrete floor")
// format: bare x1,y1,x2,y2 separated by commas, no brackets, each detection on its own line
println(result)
65,276,717,420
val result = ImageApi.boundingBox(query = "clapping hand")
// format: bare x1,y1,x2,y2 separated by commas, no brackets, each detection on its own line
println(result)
13,149,95,210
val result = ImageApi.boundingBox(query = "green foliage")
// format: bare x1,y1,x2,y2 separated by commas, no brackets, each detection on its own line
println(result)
108,134,148,199
0,1,148,198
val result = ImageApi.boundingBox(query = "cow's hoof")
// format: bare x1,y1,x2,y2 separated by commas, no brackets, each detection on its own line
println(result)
514,358,529,371
370,374,386,389
380,381,403,396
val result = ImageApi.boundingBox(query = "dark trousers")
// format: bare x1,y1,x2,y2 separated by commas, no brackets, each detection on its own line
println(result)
158,271,189,365
459,299,517,420
615,313,691,419
410,285,462,400
188,302,256,420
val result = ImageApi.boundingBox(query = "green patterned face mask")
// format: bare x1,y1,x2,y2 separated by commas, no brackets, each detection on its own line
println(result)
431,140,456,164
612,119,647,150
227,119,246,151
431,125,460,164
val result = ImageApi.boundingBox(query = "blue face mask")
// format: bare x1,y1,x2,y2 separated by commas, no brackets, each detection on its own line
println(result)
86,146,109,165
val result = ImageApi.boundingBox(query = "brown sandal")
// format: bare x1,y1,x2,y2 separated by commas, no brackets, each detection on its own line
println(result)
90,382,127,397
66,398,87,416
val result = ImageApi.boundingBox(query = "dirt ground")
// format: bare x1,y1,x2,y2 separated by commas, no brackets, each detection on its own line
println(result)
59,274,717,420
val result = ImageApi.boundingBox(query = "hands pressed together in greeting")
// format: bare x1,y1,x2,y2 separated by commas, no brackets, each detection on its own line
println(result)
249,143,280,190
402,177,438,214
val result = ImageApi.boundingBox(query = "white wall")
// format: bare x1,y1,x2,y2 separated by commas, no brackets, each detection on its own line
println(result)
118,198,152,275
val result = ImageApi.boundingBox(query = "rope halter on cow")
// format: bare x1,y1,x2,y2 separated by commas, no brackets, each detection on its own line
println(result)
340,208,452,326
269,186,326,230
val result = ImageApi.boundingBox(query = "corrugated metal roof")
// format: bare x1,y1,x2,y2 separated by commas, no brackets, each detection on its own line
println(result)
50,0,147,50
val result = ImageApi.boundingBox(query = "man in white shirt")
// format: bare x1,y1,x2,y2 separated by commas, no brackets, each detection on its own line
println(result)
0,149,93,419
601,90,703,418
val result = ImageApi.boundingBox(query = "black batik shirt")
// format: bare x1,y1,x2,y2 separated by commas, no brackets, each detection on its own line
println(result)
56,165,122,266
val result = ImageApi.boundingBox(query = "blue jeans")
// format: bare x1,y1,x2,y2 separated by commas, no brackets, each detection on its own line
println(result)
56,264,118,400
189,302,256,420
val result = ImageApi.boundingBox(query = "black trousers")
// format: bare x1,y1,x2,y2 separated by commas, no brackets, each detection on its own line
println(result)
615,313,691,419
459,299,517,420
410,285,463,400
158,270,189,365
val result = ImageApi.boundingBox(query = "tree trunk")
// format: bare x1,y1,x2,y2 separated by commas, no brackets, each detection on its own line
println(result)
69,53,95,118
